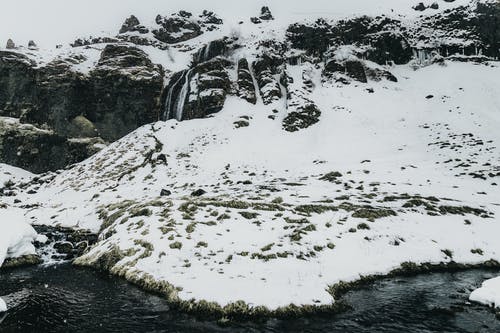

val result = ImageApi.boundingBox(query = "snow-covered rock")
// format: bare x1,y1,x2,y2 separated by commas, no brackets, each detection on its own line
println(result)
470,277,500,309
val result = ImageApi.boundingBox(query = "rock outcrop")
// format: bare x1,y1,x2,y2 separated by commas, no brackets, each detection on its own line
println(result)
0,118,104,173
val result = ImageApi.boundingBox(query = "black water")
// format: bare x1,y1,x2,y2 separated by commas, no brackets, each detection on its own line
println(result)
0,264,499,332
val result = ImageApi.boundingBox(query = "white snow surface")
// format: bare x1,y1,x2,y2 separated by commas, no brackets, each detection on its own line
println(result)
470,277,500,309
0,164,38,267
0,297,6,312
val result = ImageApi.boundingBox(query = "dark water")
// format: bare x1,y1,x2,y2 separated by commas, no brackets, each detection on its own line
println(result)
0,264,499,333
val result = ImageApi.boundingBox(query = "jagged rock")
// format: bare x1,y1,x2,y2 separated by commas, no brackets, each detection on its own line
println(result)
87,44,163,140
414,3,427,11
153,12,203,44
366,32,413,65
287,19,334,56
237,58,257,104
199,10,223,25
183,58,232,119
260,6,274,21
0,51,37,118
6,39,15,49
28,40,37,49
344,60,367,83
162,57,232,121
253,55,284,105
283,104,321,132
0,118,105,173
160,189,172,196
191,189,207,197
193,39,228,65
119,15,149,34
250,17,262,24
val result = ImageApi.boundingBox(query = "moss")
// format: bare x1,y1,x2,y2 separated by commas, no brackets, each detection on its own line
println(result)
170,241,183,250
319,171,343,182
130,207,153,218
239,211,259,219
439,205,490,217
261,243,275,252
295,204,338,215
357,223,370,230
186,223,196,233
327,242,336,250
196,241,208,248
2,254,42,269
352,207,397,222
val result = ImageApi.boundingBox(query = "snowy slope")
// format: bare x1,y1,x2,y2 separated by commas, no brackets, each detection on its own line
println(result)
1,60,499,309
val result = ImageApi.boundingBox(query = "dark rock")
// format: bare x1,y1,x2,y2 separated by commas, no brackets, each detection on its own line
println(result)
192,39,228,65
199,10,223,25
87,45,163,140
430,3,439,10
162,57,232,121
54,241,74,254
414,3,427,11
160,189,172,196
119,15,149,34
366,32,413,65
153,13,203,44
250,17,262,24
6,39,15,49
0,119,105,173
287,19,334,56
253,55,284,105
237,58,257,104
28,40,37,49
260,6,274,21
0,51,37,118
191,189,206,197
283,104,322,132
344,60,367,83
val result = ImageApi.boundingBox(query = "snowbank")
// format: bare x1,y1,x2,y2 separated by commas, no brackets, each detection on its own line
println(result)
0,297,6,312
470,277,500,309
0,212,39,267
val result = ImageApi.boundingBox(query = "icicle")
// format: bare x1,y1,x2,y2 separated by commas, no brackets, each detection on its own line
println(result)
175,69,193,121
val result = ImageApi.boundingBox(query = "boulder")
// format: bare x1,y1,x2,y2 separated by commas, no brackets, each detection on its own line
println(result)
153,12,203,44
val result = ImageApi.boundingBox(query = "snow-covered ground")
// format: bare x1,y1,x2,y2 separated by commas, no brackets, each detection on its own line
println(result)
0,164,39,267
470,277,500,310
1,60,499,310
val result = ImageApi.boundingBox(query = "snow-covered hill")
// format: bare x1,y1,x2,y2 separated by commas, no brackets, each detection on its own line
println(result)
1,0,499,318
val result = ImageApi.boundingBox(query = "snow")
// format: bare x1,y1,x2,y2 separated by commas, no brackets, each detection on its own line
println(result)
0,0,499,312
0,164,39,267
0,59,497,308
470,277,500,309
0,297,6,312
